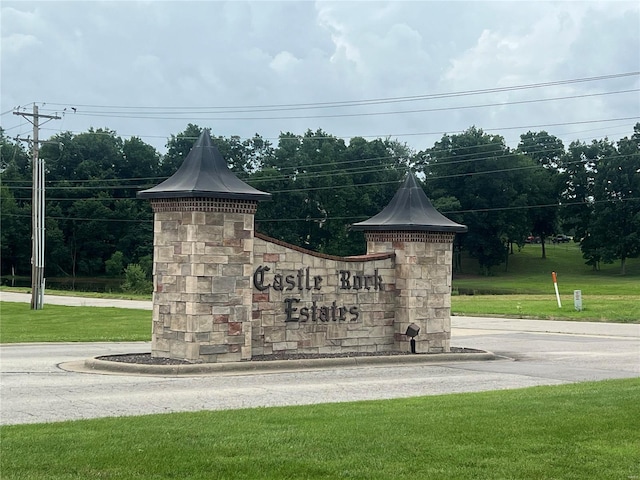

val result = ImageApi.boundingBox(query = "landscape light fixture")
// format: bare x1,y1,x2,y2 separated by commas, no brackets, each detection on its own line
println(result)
406,323,420,353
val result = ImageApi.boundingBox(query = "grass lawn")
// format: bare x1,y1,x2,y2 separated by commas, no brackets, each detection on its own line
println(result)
452,242,639,295
0,302,150,343
1,378,638,480
451,294,640,322
451,243,639,322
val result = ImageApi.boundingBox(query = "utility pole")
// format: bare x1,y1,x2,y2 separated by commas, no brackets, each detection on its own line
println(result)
14,105,61,309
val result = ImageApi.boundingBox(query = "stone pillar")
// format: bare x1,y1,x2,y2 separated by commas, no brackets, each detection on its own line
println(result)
365,231,455,353
150,198,256,363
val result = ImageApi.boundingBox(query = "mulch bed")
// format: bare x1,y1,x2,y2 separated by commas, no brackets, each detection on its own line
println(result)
98,347,482,366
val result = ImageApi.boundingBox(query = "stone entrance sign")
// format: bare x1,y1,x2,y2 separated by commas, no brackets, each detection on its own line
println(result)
139,131,466,363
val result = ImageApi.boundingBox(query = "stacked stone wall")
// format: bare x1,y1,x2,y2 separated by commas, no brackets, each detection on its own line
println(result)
251,235,397,356
366,235,454,353
150,201,255,363
149,208,455,362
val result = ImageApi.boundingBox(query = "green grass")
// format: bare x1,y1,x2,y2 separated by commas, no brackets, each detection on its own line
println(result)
453,242,640,295
451,243,639,322
0,302,150,343
1,378,638,479
451,294,640,322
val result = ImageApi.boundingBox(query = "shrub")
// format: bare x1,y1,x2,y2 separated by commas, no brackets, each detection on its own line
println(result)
105,251,125,277
121,263,153,294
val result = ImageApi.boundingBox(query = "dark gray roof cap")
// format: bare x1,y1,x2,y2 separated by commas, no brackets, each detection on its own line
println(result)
138,130,271,201
351,171,467,233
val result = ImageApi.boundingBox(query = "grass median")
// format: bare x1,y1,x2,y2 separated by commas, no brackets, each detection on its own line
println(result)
0,302,150,343
1,378,638,480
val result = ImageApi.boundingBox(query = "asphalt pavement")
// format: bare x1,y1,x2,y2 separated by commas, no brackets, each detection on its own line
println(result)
1,291,638,425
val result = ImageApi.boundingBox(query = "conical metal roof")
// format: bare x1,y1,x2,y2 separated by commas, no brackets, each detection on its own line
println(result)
351,171,467,232
138,130,271,201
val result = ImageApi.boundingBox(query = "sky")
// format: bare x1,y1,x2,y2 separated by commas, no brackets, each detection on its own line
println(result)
2,1,639,156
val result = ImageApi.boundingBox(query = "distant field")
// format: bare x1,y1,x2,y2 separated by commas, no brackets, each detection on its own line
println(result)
453,242,639,295
451,243,639,322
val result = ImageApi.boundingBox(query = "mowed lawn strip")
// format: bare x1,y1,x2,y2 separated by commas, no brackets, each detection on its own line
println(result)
451,294,640,323
1,378,638,480
0,302,150,343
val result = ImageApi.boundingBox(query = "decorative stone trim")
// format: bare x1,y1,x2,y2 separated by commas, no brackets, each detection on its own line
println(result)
254,232,395,262
365,231,456,243
151,198,258,213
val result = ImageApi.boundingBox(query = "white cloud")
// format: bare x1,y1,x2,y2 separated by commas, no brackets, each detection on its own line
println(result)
1,33,41,54
269,51,300,73
1,1,638,153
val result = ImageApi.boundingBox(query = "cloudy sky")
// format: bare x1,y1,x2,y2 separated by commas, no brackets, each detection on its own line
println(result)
2,1,639,155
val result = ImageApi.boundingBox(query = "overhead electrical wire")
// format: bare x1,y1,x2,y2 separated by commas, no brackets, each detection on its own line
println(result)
2,134,637,191
32,71,639,113
5,153,637,199
4,197,638,225
4,71,638,154
32,115,639,152
39,89,639,121
2,134,634,189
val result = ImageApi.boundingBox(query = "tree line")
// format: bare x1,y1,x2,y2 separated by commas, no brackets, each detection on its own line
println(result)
1,122,638,281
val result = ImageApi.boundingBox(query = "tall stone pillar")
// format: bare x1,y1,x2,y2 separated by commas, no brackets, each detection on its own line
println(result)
352,172,467,354
138,131,270,363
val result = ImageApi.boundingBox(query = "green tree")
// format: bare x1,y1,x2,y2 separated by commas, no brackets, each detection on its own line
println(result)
37,129,158,278
420,127,528,274
0,131,32,275
0,186,31,276
105,251,125,277
560,138,617,270
120,136,161,180
121,263,152,294
253,131,409,255
517,131,565,259
588,126,640,274
559,127,640,275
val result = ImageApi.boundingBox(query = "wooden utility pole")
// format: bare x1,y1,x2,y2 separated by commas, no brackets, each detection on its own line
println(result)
14,105,61,309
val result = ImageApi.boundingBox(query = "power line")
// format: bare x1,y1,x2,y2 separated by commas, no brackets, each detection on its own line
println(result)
3,197,638,225
48,89,639,121
4,152,637,199
31,116,639,152
24,118,640,170
36,71,639,113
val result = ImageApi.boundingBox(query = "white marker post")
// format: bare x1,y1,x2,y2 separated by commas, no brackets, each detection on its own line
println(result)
574,290,583,311
552,271,562,308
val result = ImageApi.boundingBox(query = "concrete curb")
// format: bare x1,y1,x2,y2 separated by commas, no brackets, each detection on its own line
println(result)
65,350,499,376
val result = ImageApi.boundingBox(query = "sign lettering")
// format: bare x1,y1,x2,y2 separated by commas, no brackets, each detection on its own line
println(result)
253,265,384,323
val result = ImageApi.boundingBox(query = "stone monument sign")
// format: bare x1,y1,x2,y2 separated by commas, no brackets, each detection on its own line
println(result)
139,131,467,363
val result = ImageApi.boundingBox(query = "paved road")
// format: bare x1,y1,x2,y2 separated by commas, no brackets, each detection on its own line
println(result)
1,292,639,425
0,291,152,310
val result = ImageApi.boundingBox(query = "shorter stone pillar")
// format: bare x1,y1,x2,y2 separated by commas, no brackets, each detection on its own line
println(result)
351,172,466,354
